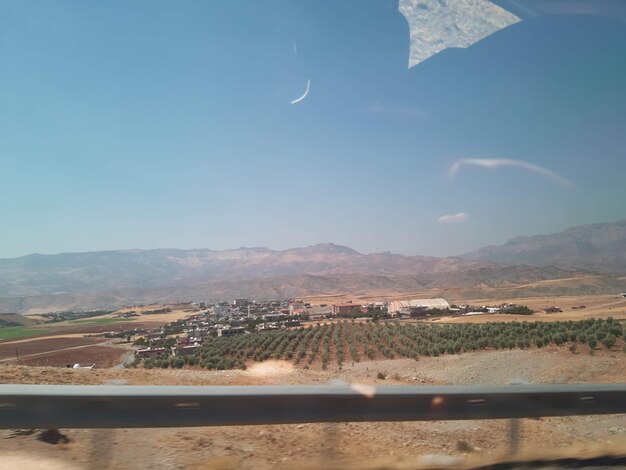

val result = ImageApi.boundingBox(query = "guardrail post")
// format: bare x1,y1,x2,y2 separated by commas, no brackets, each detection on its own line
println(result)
89,380,126,468
324,422,339,468
506,380,528,456
508,416,520,456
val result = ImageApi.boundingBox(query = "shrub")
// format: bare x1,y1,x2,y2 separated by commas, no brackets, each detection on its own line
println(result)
171,357,185,369
504,305,534,315
602,334,616,349
552,333,565,345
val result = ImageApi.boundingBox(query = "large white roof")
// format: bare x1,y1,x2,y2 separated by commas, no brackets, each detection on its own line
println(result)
388,298,450,311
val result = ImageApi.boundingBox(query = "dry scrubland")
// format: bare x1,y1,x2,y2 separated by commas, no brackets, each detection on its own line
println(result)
302,294,626,320
0,348,625,469
447,294,626,322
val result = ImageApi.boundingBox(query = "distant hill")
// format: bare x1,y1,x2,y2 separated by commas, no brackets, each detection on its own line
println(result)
4,219,626,314
464,220,626,274
0,264,607,315
0,241,612,314
0,243,488,299
0,313,37,327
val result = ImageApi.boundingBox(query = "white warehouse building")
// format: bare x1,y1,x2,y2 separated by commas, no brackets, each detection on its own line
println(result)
387,298,450,314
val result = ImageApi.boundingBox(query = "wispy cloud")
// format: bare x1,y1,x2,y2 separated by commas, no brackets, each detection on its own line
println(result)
438,212,469,224
449,158,574,188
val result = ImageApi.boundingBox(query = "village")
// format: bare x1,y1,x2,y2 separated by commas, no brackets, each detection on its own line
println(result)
2,294,595,371
131,297,537,361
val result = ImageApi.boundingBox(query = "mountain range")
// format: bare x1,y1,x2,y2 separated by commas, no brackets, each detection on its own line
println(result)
464,219,626,274
2,220,626,314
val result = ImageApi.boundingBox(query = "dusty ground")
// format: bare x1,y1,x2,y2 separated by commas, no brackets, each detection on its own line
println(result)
15,345,127,368
0,335,131,368
0,334,100,344
0,347,624,469
302,293,626,320
455,294,626,318
300,293,626,324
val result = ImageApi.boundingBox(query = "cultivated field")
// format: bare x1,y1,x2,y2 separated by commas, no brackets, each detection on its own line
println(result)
4,295,624,373
0,304,197,367
0,334,129,368
0,337,104,361
140,318,624,371
16,346,127,368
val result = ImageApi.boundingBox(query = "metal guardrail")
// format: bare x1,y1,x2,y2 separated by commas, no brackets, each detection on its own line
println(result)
0,383,624,429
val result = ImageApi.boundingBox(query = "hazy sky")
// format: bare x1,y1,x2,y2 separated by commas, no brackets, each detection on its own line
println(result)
2,0,626,259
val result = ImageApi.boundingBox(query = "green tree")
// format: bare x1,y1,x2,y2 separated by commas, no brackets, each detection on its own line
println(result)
505,305,534,315
602,334,616,349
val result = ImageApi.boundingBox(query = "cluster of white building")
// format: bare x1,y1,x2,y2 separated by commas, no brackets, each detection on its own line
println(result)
387,298,450,317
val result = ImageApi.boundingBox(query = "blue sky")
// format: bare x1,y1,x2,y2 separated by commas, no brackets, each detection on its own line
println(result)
1,1,626,259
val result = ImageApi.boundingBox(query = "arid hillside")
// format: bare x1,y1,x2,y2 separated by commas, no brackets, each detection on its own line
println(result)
3,220,626,313
464,219,626,274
